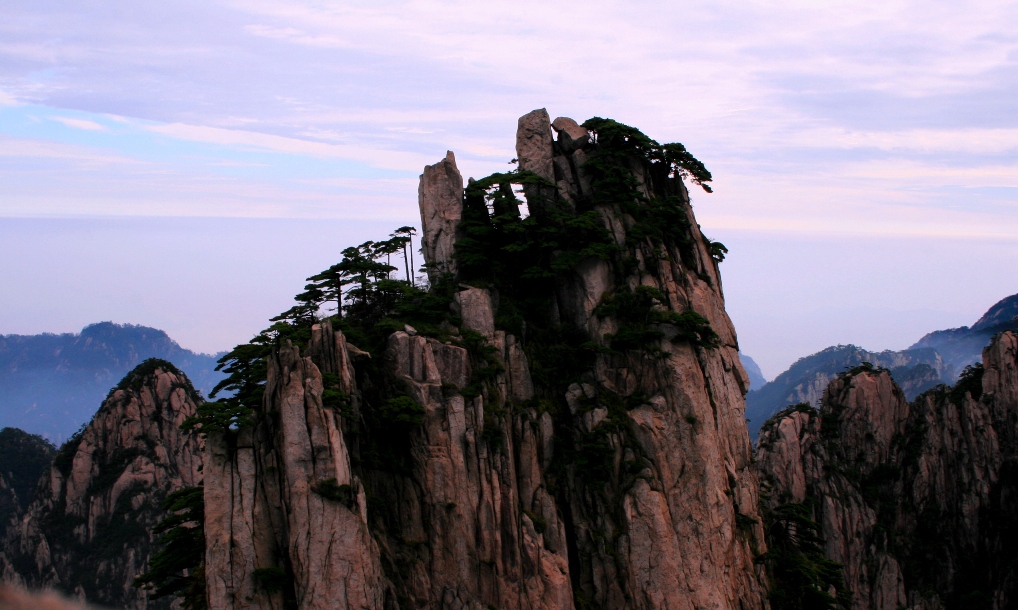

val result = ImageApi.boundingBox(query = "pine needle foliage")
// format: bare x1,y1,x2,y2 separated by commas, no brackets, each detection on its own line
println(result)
133,486,207,610
763,502,851,610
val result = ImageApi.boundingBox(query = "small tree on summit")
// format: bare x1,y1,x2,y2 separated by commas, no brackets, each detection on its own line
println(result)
390,226,417,286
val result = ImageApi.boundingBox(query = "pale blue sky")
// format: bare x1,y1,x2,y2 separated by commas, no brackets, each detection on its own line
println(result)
1,0,1015,377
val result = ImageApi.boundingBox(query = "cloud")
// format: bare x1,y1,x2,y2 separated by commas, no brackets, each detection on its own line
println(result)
0,0,1014,234
145,122,432,170
50,116,107,131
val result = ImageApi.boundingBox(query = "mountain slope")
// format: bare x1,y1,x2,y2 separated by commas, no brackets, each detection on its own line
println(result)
756,331,1018,608
200,111,768,609
746,293,1018,438
745,344,943,437
740,353,768,390
0,359,203,609
910,293,1018,378
0,322,222,441
0,428,55,533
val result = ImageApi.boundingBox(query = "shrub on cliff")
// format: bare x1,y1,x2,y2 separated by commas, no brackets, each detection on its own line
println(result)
133,485,206,610
764,502,850,609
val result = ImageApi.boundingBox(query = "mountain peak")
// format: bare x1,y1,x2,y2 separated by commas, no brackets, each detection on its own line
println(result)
972,293,1018,332
2,359,203,607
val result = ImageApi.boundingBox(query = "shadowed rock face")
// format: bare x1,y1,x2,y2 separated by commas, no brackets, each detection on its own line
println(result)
0,361,203,609
205,110,767,610
757,331,1018,610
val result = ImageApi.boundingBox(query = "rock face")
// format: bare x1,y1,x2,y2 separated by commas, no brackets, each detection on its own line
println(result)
757,331,1018,609
0,359,203,609
0,583,96,610
419,151,464,282
204,326,388,610
746,344,946,438
205,111,767,609
0,428,56,532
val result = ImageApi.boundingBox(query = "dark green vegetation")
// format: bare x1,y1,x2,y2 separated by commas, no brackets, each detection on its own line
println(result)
134,486,207,610
184,232,457,436
763,502,851,610
0,427,55,530
594,286,719,354
311,478,357,507
0,322,223,440
949,362,984,405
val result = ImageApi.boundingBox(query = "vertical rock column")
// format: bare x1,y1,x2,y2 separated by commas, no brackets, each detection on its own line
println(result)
204,323,390,610
419,151,464,283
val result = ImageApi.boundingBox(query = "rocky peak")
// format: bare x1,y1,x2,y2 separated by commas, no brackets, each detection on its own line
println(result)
418,150,464,282
204,109,766,609
756,331,1018,609
1,358,203,609
516,108,555,184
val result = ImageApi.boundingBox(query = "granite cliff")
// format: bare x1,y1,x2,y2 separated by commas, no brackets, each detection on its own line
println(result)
756,331,1018,609
200,110,768,609
747,293,1018,438
0,359,203,608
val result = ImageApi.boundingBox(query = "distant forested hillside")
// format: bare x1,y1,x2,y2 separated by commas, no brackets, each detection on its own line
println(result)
0,322,223,441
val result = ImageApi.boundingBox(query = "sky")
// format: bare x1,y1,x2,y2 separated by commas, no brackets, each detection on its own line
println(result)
0,0,1015,378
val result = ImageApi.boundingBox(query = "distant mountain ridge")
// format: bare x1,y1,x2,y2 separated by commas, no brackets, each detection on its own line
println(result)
0,359,203,608
0,322,223,441
746,292,1018,438
909,293,1018,379
739,353,768,391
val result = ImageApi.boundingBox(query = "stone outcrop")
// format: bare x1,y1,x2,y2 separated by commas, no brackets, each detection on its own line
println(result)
0,360,203,609
205,110,767,609
757,331,1018,609
204,326,388,610
746,344,946,438
419,151,464,282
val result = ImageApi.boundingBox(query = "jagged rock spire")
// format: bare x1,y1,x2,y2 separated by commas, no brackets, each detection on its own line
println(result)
516,108,555,183
418,150,463,282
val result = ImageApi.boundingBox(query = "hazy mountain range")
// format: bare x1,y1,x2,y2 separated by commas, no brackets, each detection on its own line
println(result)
0,322,224,442
739,353,767,391
745,292,1018,437
4,292,1013,444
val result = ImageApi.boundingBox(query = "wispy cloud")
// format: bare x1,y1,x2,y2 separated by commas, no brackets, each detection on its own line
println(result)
145,122,432,170
0,0,1014,235
51,116,107,131
0,0,1014,372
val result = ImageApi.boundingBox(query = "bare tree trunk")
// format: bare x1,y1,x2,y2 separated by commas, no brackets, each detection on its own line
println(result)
402,243,411,285
409,237,416,287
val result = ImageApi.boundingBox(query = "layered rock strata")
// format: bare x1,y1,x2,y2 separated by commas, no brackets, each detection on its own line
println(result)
0,360,203,609
757,331,1018,609
205,109,767,609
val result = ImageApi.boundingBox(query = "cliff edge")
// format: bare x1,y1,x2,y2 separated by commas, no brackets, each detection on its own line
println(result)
202,110,767,610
